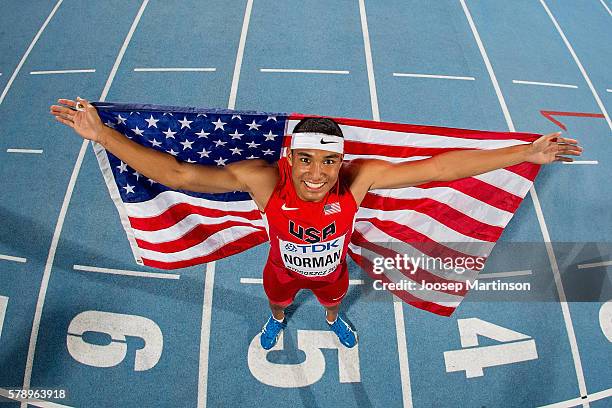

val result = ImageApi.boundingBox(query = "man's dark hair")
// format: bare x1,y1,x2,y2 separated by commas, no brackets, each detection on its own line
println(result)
292,117,343,138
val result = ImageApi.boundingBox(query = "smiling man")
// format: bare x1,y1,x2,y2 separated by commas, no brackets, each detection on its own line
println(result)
50,97,583,350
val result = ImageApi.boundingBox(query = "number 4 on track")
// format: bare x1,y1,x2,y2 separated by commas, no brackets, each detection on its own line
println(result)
443,318,538,378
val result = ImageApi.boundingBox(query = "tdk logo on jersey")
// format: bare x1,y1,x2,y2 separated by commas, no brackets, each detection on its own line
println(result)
288,221,336,243
284,243,298,252
287,239,341,254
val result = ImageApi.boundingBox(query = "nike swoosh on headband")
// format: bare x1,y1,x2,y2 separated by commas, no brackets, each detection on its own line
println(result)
320,138,338,144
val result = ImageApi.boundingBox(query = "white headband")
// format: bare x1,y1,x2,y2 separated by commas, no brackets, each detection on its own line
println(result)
290,132,344,154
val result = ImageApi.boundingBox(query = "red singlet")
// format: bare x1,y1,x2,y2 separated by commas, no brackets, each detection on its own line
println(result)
260,157,358,307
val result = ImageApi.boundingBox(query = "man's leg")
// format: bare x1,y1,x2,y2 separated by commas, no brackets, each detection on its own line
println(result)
324,303,340,323
312,269,357,348
269,300,287,321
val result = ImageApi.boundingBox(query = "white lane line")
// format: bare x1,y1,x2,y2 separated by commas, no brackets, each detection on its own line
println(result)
599,0,612,16
134,67,216,72
460,0,589,404
393,73,475,81
540,0,611,131
228,0,253,110
197,2,253,407
359,0,380,121
537,387,612,407
562,160,599,165
393,297,413,408
21,2,150,406
239,278,365,285
577,260,612,269
0,254,27,263
197,262,215,408
606,89,611,93
478,270,533,279
0,388,73,408
512,80,578,89
459,0,515,131
260,68,350,75
360,1,411,406
0,296,7,339
30,69,95,75
73,264,180,279
0,0,63,105
7,149,43,154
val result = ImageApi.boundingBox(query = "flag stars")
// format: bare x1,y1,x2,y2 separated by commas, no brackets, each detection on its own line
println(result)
231,114,242,121
263,130,277,141
195,129,210,138
214,139,227,147
197,113,207,117
186,158,196,163
212,118,227,130
148,178,157,185
179,116,193,129
229,130,244,140
266,116,277,122
163,128,176,139
133,171,141,180
246,155,259,160
145,115,159,128
247,120,261,130
117,161,128,173
123,184,135,194
262,148,274,155
215,157,228,166
131,126,144,137
230,147,243,155
166,148,179,156
198,148,211,158
246,141,260,149
116,114,127,125
149,138,162,147
104,120,116,128
180,139,194,150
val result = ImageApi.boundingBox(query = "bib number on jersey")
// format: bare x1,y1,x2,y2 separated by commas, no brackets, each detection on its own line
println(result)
279,235,345,277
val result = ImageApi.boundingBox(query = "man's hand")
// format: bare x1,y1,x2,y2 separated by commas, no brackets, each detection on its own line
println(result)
525,131,583,164
49,97,107,143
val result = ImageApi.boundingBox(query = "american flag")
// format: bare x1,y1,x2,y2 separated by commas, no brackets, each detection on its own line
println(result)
92,102,540,316
324,202,341,216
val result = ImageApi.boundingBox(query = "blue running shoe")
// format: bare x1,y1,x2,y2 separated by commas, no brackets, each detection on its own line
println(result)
328,315,358,348
260,315,286,350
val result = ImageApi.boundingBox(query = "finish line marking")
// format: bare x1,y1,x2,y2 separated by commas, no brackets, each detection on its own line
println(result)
513,80,577,89
260,68,350,75
30,69,95,75
0,254,27,263
577,260,612,269
7,149,43,154
478,270,533,279
134,67,216,72
562,161,598,165
73,264,180,280
393,73,475,81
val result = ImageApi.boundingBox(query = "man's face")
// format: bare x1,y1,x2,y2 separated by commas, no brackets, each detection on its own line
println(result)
288,149,343,202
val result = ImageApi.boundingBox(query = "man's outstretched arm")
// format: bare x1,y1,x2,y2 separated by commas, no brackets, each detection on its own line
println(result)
49,97,261,193
359,132,583,190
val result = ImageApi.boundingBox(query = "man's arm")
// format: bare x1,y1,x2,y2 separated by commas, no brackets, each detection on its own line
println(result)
357,132,582,190
49,98,276,198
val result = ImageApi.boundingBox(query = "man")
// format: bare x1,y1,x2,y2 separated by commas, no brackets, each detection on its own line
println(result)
50,97,583,349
